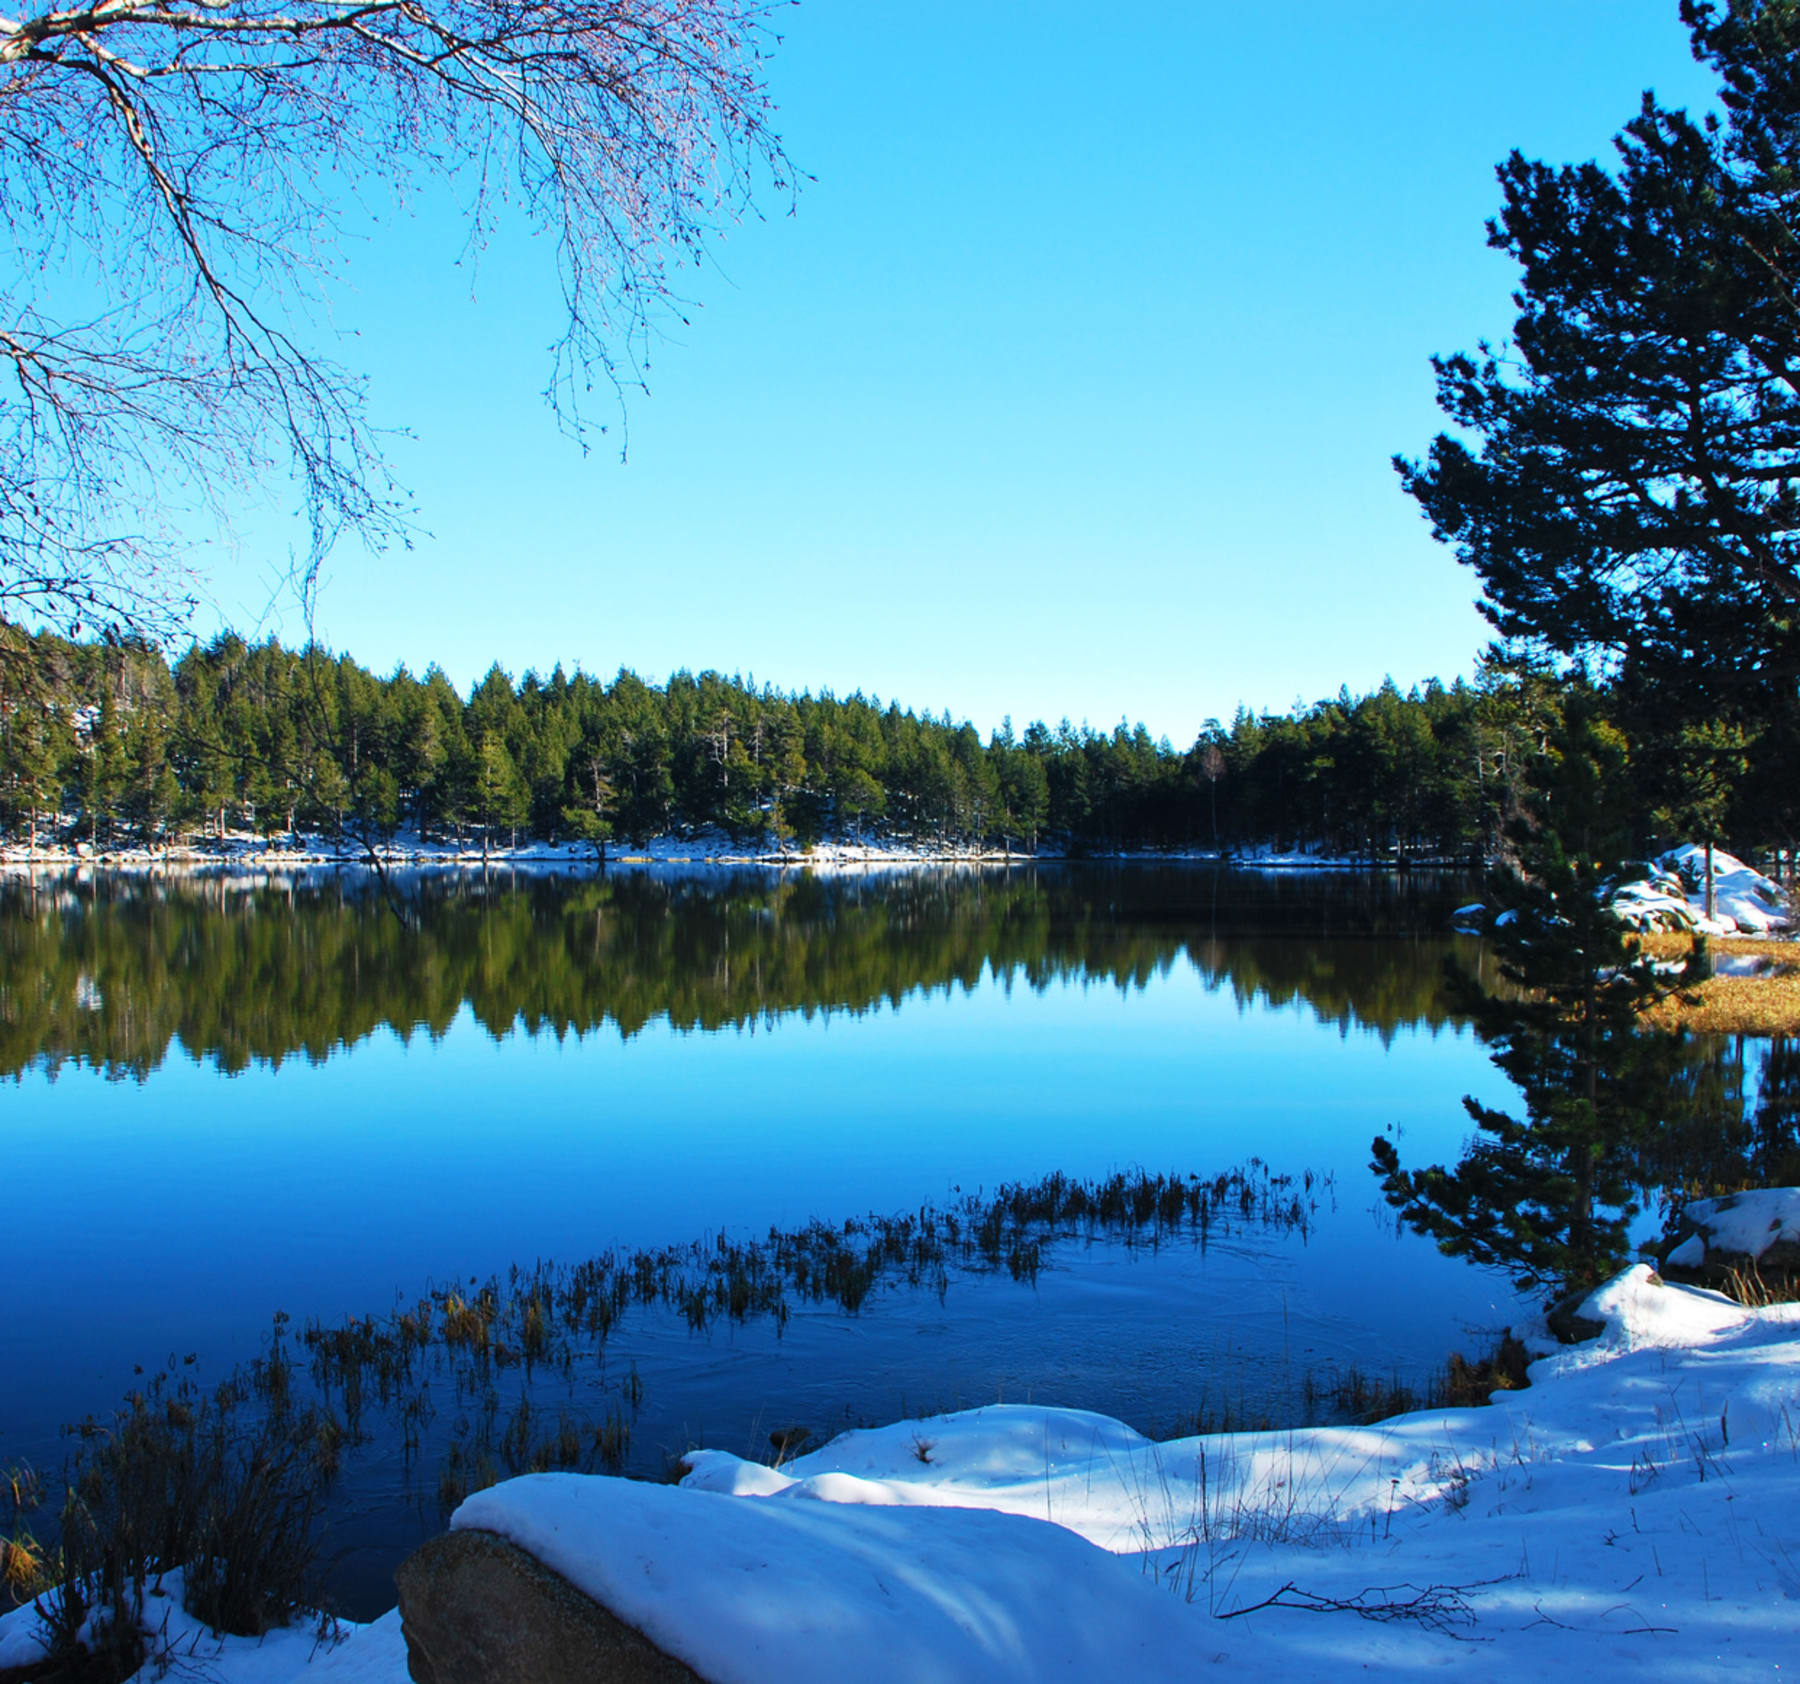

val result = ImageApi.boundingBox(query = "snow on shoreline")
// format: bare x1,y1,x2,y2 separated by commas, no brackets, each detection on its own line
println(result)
0,827,1465,877
462,1266,1800,1680
4,1260,1794,1680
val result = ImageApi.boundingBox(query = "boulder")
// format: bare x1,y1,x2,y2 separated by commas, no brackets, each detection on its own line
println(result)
1545,1286,1607,1344
394,1528,705,1684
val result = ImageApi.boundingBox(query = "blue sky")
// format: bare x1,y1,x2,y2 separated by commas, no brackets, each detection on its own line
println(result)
212,2,1719,744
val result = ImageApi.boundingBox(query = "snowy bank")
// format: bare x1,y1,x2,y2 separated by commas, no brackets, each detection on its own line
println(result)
0,827,1475,877
446,1264,1800,1679
0,828,1035,874
5,1261,1796,1680
0,1569,406,1683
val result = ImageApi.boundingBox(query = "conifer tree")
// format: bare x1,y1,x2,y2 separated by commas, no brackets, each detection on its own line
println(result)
1371,698,1697,1294
473,734,528,860
76,695,125,849
1399,1,1800,818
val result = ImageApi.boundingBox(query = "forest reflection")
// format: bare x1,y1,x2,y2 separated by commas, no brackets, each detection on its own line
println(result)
1,865,1491,1080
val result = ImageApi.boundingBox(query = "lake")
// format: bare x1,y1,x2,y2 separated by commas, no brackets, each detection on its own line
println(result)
4,863,1538,1612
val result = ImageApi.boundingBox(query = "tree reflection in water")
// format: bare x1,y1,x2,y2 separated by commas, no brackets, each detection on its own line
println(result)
0,864,1485,1079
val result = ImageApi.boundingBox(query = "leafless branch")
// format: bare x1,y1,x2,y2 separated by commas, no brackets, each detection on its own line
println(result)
1214,1576,1505,1639
0,1,792,641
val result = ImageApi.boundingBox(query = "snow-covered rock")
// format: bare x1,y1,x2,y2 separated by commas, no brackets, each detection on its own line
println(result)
1610,846,1791,936
445,1475,1204,1684
1662,1188,1800,1283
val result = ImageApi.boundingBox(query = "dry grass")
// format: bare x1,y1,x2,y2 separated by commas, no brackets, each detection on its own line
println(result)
1632,932,1799,961
1303,1332,1533,1427
1642,974,1800,1034
1630,933,1800,1034
1714,1258,1800,1307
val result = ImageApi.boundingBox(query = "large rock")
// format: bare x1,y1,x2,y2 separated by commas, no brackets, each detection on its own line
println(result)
395,1528,705,1684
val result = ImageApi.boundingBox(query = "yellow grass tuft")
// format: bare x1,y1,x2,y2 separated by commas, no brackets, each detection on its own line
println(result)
1633,933,1800,1033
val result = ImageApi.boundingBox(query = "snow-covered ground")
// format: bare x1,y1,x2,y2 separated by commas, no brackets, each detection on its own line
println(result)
3,1262,1794,1680
0,1571,406,1683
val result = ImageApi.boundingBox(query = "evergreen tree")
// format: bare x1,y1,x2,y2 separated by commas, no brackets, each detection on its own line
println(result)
119,708,179,844
472,732,528,860
1,703,69,849
76,695,126,848
1371,700,1696,1295
1400,2,1800,816
562,738,616,867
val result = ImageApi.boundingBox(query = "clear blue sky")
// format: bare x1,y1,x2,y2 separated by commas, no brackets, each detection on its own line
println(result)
209,2,1719,744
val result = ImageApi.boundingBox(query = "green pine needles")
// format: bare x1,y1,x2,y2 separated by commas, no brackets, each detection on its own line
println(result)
1372,701,1702,1296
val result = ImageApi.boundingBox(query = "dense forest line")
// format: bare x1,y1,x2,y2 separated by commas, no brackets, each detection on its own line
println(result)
0,631,1789,862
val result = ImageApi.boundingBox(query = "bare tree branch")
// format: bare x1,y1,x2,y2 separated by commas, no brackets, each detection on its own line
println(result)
1214,1576,1505,1639
0,0,793,642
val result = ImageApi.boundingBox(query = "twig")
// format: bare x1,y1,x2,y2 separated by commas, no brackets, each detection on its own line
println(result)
1215,1575,1503,1639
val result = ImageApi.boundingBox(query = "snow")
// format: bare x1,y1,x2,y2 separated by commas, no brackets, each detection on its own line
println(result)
1674,1188,1800,1263
0,826,1479,876
5,1259,1798,1680
675,1264,1800,1680
1667,1232,1708,1270
1610,846,1792,936
453,1477,1203,1684
0,824,1040,873
0,1573,407,1683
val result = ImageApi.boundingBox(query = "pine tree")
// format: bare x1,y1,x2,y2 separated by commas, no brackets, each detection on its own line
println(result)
76,695,126,848
2,703,68,850
473,733,527,860
1371,699,1698,1295
1400,3,1800,812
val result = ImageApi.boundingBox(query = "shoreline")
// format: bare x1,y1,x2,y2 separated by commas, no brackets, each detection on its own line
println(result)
3,1258,1793,1681
0,836,1479,875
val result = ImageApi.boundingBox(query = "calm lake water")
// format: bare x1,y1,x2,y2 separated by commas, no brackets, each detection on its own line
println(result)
5,863,1535,1611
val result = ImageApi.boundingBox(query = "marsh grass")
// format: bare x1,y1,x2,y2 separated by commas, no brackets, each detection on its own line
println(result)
1171,1396,1279,1437
1718,1258,1800,1307
294,1162,1321,1445
15,1160,1323,1653
16,1324,342,1678
1306,1332,1532,1426
1,1464,49,1611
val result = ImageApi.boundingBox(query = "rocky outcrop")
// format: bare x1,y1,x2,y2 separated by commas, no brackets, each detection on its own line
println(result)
394,1528,705,1684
